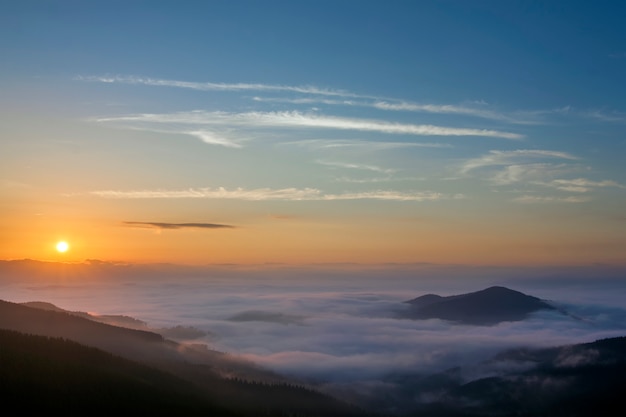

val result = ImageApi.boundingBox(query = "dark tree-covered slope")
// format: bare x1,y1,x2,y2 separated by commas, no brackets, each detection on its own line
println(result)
404,337,626,417
0,329,233,416
0,299,362,417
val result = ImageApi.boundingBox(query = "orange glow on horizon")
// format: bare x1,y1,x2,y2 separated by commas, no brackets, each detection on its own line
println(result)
1,206,624,267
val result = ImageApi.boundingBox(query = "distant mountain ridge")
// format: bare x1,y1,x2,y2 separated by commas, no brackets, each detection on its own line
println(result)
20,301,208,340
402,286,555,325
21,301,149,328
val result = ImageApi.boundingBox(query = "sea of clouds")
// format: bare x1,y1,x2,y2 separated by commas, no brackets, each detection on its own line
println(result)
1,261,625,398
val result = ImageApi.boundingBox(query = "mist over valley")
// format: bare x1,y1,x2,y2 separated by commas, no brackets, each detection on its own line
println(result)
2,260,625,415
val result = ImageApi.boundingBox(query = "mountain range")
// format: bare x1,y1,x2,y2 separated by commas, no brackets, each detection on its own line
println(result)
0,299,361,416
1,285,624,416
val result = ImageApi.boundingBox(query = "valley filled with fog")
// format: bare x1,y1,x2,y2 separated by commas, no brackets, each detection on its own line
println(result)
2,261,625,410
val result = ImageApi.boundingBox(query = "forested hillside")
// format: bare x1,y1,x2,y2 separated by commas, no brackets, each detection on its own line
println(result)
0,329,231,416
0,300,362,416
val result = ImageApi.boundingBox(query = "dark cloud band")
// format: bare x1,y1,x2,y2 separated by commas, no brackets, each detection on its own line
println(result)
123,221,235,230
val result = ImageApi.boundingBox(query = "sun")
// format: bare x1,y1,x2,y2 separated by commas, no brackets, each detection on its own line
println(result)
56,241,69,253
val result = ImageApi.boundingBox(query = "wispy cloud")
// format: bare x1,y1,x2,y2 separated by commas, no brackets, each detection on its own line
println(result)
186,131,243,148
281,139,450,150
490,163,573,186
333,176,425,184
90,187,460,202
224,111,525,139
97,110,524,139
252,96,361,106
584,109,626,123
123,221,235,230
373,101,548,125
538,178,625,193
461,151,623,201
460,150,579,174
77,75,370,99
513,195,591,204
323,191,463,201
81,75,561,126
253,96,540,124
316,160,396,174
94,187,321,200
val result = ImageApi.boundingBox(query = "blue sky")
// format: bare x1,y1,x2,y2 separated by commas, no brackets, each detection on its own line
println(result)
1,1,625,265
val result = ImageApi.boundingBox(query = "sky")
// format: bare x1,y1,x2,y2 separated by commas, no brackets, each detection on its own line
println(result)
1,1,626,266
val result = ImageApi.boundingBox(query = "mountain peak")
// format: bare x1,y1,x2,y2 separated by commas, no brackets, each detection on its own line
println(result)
402,286,554,325
482,285,518,293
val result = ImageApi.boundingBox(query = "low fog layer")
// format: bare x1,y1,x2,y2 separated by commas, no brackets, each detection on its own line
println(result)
1,260,625,404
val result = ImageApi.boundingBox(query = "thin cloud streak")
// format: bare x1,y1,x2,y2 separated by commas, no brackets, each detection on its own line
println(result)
253,96,539,124
513,195,592,203
373,101,544,125
252,96,362,106
213,111,524,139
324,191,456,201
281,139,451,150
460,150,579,174
186,131,242,148
90,187,460,202
584,109,626,122
94,187,322,201
316,160,396,174
123,221,235,230
98,110,524,139
81,75,555,125
78,75,371,99
333,176,426,184
538,178,625,193
490,163,571,185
